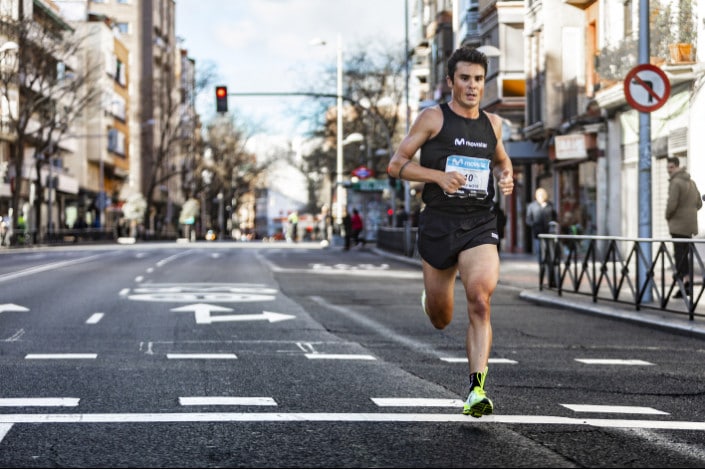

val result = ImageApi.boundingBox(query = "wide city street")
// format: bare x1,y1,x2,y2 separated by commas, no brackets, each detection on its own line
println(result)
0,242,704,468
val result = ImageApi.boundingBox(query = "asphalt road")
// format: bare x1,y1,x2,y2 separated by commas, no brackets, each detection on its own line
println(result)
0,242,704,468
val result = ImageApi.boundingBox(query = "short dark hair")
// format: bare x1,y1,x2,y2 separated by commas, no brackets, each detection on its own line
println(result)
667,157,680,167
447,46,488,81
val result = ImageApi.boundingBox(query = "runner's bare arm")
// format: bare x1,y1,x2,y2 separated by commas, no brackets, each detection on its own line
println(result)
487,112,514,196
388,107,466,194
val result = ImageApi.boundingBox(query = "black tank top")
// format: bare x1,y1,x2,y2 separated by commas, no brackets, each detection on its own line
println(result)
420,103,497,214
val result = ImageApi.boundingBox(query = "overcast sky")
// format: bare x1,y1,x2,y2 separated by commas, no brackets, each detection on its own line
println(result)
176,0,408,139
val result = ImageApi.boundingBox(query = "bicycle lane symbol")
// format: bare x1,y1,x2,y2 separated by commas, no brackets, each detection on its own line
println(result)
120,283,295,323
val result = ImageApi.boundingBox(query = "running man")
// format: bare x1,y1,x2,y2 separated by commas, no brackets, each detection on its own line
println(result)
387,46,514,417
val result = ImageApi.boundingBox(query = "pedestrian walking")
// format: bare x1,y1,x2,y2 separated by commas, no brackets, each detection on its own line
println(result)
387,45,514,417
342,209,352,251
666,157,702,297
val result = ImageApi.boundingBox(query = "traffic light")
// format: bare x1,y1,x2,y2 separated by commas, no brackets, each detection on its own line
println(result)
215,86,228,113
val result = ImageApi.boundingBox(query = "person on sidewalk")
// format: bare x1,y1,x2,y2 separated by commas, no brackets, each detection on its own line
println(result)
387,45,514,418
666,157,702,298
350,209,365,247
342,209,352,251
526,187,557,262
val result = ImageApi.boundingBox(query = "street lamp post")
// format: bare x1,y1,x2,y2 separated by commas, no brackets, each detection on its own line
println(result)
335,34,343,225
311,35,344,225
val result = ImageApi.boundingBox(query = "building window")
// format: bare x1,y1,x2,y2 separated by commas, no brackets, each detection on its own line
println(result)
108,128,126,156
116,22,129,34
115,59,126,86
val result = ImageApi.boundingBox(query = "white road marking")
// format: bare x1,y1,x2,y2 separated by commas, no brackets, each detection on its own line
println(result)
0,303,29,313
156,251,194,268
86,313,104,324
304,353,376,360
119,288,129,296
0,255,101,283
561,404,669,415
0,413,702,431
135,276,144,283
0,398,80,407
179,397,277,406
0,423,11,444
440,357,518,364
146,268,154,273
309,296,441,357
166,353,237,360
25,354,97,360
372,398,463,407
2,329,25,342
575,359,654,366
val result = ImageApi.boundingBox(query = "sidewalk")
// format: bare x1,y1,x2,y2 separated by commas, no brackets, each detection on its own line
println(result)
373,248,705,340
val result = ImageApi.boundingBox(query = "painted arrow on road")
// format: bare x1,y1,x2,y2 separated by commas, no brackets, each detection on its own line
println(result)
170,303,295,324
0,304,29,313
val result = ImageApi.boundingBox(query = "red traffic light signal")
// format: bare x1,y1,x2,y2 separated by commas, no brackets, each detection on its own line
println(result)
215,86,228,113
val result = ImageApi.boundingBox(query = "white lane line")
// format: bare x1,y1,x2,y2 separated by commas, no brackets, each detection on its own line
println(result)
561,404,669,415
0,398,80,407
304,353,376,360
0,255,101,283
25,354,97,360
575,359,654,366
119,288,130,296
85,313,104,324
0,423,11,444
440,357,518,364
156,251,194,268
135,276,144,283
0,413,703,430
2,329,25,342
166,353,237,360
309,296,441,357
372,398,463,408
179,397,277,406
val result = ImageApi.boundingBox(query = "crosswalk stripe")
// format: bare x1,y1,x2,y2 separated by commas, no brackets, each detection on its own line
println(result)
304,353,376,360
372,398,463,407
0,413,702,430
179,397,277,406
25,354,97,360
440,357,518,364
575,359,654,366
561,404,668,414
0,398,80,407
166,353,237,360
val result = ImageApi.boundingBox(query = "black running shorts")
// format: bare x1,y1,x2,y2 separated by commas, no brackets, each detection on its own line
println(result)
417,209,499,270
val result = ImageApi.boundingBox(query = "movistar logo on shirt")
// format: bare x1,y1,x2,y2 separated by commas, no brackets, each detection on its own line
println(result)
454,138,488,149
447,156,490,170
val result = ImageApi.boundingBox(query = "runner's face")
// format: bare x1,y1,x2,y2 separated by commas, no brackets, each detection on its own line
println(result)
448,62,485,110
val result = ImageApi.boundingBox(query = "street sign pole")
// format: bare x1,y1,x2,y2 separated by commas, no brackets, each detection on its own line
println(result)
638,0,652,301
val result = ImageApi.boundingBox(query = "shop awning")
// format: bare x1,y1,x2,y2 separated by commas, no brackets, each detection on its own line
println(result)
505,140,549,163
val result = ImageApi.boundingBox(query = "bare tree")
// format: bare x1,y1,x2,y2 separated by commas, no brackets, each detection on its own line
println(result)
0,12,100,237
195,116,273,237
298,40,406,210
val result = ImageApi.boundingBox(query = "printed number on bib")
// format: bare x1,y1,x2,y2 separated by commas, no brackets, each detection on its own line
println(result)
444,155,490,199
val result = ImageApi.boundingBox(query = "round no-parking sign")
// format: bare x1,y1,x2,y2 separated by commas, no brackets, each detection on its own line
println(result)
624,64,670,113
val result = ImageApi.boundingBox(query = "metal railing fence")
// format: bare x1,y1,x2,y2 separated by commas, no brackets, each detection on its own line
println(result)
538,234,704,320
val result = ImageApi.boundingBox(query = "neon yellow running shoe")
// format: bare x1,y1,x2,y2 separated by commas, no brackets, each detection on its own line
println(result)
463,386,494,417
463,368,494,418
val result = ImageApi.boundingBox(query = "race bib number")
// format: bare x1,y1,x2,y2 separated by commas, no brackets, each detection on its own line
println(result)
444,155,490,199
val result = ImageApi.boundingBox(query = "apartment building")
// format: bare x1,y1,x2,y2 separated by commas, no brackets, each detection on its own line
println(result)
0,0,82,235
408,0,704,254
55,0,195,238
